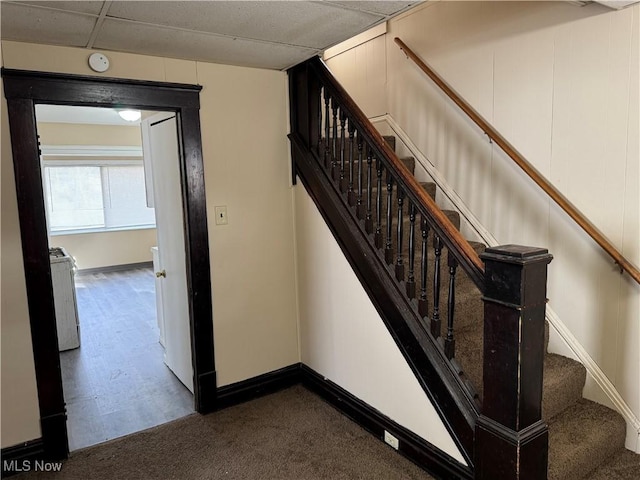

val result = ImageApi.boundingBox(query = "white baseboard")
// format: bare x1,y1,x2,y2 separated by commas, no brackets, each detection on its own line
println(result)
371,113,640,453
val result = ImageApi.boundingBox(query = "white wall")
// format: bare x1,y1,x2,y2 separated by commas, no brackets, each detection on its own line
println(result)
51,229,156,270
1,41,299,447
294,185,465,464
326,0,640,448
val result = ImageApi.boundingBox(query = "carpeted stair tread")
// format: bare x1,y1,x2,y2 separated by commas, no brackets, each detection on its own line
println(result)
453,328,578,415
548,399,626,480
586,448,640,480
542,353,586,421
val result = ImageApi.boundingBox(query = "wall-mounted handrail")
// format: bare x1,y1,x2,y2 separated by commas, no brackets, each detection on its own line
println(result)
394,37,640,285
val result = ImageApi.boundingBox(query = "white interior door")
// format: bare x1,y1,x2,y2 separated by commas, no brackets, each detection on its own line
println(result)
142,113,193,392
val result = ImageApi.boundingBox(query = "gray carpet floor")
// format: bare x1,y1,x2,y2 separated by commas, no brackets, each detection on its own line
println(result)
14,386,434,480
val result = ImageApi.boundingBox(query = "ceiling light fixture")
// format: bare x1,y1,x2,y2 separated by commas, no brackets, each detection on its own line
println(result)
118,109,141,122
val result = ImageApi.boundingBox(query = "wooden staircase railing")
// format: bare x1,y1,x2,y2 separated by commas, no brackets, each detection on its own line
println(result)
395,37,640,286
288,56,551,479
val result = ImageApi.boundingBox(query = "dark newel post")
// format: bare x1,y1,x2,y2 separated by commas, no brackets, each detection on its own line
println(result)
475,245,553,480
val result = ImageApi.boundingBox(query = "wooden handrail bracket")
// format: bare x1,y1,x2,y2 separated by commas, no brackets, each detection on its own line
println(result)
394,37,640,285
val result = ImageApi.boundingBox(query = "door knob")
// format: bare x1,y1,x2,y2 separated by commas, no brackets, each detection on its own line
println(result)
156,269,166,278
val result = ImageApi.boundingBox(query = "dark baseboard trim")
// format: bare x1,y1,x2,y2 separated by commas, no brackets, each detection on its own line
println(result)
40,412,68,461
75,261,153,276
300,364,474,480
196,369,218,414
1,439,45,478
215,363,302,411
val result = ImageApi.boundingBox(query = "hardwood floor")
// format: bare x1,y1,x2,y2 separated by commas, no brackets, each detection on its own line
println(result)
61,267,193,451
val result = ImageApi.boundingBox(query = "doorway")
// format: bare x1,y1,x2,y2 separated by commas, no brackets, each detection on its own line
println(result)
2,69,216,460
35,105,196,450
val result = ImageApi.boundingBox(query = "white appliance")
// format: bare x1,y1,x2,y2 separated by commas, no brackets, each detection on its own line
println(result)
49,247,80,351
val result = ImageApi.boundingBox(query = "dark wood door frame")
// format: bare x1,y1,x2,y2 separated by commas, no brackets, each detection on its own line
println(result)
1,68,217,460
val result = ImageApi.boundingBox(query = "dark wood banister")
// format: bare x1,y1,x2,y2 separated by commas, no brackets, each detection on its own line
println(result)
394,37,640,286
309,58,485,287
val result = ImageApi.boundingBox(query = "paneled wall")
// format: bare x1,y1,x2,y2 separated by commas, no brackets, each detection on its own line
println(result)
1,41,299,447
326,1,639,448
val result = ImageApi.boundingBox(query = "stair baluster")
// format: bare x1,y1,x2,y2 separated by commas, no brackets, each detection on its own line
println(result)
418,216,429,317
347,122,355,202
317,88,323,157
323,89,330,168
407,203,416,299
374,157,383,247
385,170,394,264
331,100,338,175
356,135,363,217
395,187,405,281
365,149,373,234
432,234,442,339
337,110,346,183
444,252,457,359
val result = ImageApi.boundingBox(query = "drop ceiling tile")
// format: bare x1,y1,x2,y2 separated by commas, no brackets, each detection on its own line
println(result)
326,1,419,16
106,1,383,49
0,3,96,47
8,1,104,15
95,18,319,70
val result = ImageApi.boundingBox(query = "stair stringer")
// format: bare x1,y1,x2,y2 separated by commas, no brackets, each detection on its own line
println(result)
373,113,640,453
290,132,480,468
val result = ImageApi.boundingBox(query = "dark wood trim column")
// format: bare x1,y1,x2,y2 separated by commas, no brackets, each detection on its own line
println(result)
475,245,553,480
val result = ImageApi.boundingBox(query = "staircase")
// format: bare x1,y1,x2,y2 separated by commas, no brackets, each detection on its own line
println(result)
378,136,630,480
288,57,637,479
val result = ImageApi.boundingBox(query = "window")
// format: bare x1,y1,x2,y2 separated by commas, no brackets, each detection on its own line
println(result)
42,159,156,235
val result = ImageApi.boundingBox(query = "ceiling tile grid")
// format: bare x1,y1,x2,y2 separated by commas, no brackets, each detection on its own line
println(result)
1,3,98,47
95,16,320,70
1,1,420,70
105,1,384,49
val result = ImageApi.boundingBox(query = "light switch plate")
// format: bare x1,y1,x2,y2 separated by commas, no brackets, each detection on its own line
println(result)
215,206,228,225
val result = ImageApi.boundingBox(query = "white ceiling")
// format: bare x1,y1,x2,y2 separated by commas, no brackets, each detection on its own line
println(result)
0,1,420,70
